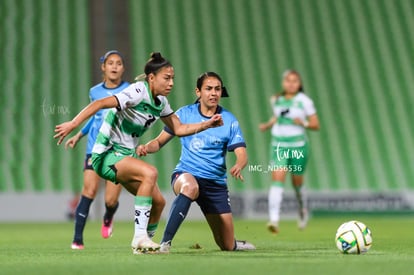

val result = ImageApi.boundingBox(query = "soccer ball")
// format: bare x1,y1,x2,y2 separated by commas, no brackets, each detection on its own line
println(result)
335,220,372,254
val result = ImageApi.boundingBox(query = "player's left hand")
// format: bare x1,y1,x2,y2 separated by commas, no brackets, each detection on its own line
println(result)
230,164,244,181
293,118,304,126
54,121,76,145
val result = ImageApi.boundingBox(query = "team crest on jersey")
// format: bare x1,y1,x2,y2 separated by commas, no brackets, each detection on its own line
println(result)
189,137,205,152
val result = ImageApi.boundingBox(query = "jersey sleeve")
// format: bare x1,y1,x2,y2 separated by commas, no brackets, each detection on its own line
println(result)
160,97,174,117
303,95,317,116
80,117,94,135
163,107,184,136
227,119,246,151
114,83,145,111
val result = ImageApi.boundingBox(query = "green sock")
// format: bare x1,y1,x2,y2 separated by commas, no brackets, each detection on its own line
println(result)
147,223,158,239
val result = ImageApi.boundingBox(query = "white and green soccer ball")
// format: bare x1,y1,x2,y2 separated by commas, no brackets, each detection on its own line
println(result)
335,220,373,254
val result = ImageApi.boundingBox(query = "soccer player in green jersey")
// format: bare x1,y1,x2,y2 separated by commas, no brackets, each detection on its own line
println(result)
55,52,223,254
259,70,320,234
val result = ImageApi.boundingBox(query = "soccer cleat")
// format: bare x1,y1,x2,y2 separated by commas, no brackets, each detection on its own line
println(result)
71,242,84,250
298,208,309,230
235,240,256,251
159,241,171,254
131,235,160,254
101,219,113,239
267,222,279,234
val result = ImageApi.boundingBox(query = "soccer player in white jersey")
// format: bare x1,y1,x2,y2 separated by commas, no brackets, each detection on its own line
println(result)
54,53,223,254
259,70,320,234
137,72,255,252
64,50,129,249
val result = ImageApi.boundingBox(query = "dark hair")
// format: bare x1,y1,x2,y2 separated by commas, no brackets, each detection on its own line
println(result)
282,69,304,93
196,72,229,97
144,52,172,78
100,50,124,64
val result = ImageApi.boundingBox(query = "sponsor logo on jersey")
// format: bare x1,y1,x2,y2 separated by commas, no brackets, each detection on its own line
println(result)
189,137,205,152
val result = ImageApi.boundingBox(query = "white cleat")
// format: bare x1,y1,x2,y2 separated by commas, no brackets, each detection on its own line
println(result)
159,241,171,254
298,208,309,230
131,235,160,254
235,240,256,251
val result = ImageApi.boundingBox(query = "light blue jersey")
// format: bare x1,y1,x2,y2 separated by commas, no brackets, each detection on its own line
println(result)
165,103,246,185
81,81,130,154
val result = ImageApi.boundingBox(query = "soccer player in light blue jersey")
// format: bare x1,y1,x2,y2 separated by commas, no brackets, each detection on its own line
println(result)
64,51,129,249
138,72,255,252
55,53,223,254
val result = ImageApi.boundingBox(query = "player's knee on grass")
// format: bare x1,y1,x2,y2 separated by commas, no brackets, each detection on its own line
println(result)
217,238,235,251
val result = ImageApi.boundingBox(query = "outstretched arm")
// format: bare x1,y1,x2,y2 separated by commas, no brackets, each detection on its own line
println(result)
54,96,118,145
161,113,223,137
229,147,248,181
137,130,174,156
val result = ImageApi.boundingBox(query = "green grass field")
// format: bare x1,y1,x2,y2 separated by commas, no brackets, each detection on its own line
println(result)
0,216,413,275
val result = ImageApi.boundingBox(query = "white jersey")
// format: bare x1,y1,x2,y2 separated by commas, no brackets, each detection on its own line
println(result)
92,81,174,155
271,92,316,147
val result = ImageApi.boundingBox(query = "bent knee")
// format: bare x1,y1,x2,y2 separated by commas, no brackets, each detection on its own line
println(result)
142,165,158,182
82,186,98,198
180,182,199,198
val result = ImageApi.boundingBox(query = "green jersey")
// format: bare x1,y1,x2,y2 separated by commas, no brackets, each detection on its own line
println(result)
93,81,174,155
271,92,316,147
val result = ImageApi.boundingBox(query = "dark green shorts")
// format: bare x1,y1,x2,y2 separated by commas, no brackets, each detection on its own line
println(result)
92,149,137,183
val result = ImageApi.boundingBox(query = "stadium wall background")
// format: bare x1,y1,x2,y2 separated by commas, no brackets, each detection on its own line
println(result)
1,0,413,221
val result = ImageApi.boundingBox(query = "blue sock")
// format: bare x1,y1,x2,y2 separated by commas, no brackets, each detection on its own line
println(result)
73,195,93,244
161,194,192,244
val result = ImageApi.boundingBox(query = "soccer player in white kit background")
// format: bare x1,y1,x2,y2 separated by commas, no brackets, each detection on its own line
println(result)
259,70,320,234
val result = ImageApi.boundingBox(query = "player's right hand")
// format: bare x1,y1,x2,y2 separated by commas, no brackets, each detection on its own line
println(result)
258,123,268,132
54,121,76,145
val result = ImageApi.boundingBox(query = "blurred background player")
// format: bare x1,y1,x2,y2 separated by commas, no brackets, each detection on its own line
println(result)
259,70,320,234
138,72,255,252
55,53,223,254
64,50,129,249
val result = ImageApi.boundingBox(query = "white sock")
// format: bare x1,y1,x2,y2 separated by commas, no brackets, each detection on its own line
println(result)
269,184,284,223
134,196,152,237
